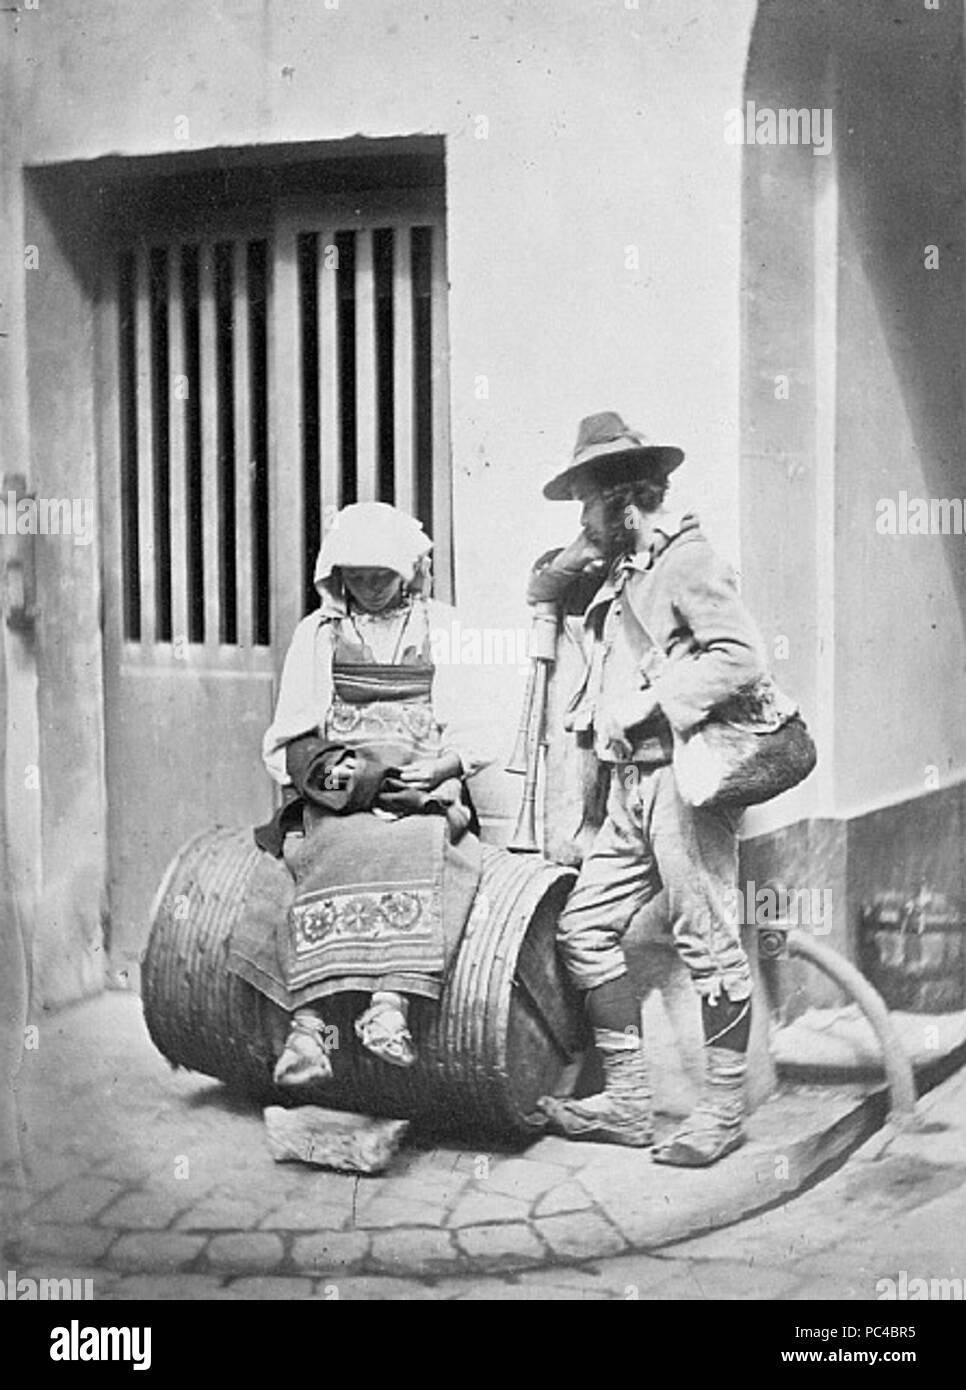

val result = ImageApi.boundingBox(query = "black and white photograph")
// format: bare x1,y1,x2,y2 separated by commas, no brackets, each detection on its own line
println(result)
1,0,964,1344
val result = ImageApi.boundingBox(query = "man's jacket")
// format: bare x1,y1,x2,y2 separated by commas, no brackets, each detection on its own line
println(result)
529,510,768,767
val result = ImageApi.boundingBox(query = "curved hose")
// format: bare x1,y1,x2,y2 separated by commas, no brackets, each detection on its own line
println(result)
787,928,917,1124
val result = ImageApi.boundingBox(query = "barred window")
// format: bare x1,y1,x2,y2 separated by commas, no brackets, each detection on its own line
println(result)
111,180,452,653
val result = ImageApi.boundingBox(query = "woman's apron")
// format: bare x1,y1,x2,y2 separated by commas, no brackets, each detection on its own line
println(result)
227,619,482,1009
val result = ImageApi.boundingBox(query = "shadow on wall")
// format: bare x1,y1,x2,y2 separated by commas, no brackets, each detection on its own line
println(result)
744,0,966,641
834,0,966,633
739,0,966,995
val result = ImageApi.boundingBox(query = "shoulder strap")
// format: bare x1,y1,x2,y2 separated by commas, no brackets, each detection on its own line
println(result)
614,563,665,665
617,524,710,652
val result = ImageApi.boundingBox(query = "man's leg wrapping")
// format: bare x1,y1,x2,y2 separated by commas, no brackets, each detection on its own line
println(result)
539,768,660,1147
646,769,752,1166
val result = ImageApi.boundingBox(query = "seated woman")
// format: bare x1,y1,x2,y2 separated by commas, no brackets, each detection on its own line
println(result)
242,502,490,1090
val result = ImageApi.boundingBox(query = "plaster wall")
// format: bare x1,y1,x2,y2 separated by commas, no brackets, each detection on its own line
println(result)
742,0,966,831
2,0,758,1000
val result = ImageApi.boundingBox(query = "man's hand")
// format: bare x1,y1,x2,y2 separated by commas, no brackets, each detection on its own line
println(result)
395,751,463,791
622,689,659,732
527,534,607,607
597,691,659,757
553,531,606,574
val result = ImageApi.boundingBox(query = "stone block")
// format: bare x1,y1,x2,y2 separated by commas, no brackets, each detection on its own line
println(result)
108,1232,205,1273
292,1231,371,1274
479,1157,568,1201
453,1222,546,1268
206,1232,285,1273
447,1191,531,1227
533,1209,627,1260
98,1189,193,1229
264,1106,409,1175
26,1177,127,1226
369,1226,460,1275
226,1276,317,1299
17,1223,114,1264
532,1180,595,1217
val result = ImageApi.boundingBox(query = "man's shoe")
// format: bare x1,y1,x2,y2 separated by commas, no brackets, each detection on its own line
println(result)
538,1091,654,1147
652,1045,747,1167
537,1028,653,1148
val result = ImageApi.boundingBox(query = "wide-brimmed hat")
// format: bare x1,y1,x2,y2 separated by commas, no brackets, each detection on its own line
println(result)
543,411,684,501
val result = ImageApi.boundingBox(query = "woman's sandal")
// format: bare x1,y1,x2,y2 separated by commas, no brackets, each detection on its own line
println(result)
273,1013,334,1089
354,1002,416,1068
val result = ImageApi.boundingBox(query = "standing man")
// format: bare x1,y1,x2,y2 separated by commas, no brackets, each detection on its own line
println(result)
531,411,767,1165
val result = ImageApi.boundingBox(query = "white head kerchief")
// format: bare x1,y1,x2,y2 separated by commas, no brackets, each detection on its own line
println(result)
313,503,432,603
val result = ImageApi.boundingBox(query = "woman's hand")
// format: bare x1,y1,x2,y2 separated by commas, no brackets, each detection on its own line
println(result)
318,756,357,791
396,751,463,791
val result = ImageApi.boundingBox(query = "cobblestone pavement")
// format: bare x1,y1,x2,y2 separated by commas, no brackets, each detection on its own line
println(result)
3,992,963,1300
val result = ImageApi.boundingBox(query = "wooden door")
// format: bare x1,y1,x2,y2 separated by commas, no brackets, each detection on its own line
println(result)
95,182,451,973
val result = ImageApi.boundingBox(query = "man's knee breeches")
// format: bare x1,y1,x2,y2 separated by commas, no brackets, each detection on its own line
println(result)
555,764,752,1002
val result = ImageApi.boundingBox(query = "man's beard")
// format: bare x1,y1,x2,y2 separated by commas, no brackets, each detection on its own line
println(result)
593,499,637,564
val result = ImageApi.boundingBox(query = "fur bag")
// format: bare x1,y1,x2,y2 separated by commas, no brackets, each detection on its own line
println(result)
671,676,817,809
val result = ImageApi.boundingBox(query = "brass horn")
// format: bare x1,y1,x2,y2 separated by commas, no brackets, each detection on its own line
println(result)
506,660,537,776
507,602,558,854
